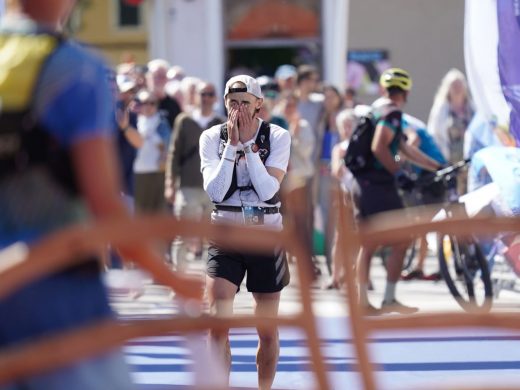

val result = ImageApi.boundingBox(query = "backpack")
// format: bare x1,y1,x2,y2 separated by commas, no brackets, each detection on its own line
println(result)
344,113,376,175
217,121,280,204
0,33,78,194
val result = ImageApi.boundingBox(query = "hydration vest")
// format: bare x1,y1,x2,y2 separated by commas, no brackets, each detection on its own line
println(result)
217,121,280,204
0,33,101,276
0,33,78,195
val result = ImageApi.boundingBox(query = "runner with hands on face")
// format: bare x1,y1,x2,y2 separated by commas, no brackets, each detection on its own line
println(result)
228,94,260,145
199,75,291,390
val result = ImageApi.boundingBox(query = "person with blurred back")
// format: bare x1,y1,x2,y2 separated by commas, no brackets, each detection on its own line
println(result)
200,75,291,390
0,1,202,388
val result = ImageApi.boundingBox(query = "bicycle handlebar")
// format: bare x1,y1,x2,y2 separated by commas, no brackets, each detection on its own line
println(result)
435,158,471,178
414,158,471,188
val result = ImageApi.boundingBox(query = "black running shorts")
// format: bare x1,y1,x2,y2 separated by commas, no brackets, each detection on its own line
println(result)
207,244,290,293
352,172,404,219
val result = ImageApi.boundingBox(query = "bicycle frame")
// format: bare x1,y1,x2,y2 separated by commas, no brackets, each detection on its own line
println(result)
426,160,494,311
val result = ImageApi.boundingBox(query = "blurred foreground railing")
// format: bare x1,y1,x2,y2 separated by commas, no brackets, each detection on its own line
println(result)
0,187,330,389
2,184,520,389
334,186,520,390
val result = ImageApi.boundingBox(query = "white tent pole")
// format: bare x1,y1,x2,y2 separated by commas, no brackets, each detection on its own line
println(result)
322,0,349,88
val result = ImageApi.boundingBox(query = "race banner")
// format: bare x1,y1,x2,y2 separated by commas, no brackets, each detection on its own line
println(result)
497,0,520,145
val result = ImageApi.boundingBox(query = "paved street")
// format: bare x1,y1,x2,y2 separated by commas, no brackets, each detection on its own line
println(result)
108,244,520,389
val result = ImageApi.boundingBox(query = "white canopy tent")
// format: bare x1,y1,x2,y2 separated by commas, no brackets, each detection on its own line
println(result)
464,0,510,127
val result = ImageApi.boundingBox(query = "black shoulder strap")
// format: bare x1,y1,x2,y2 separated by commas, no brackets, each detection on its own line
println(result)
0,33,75,190
218,121,279,204
220,123,228,143
384,110,403,143
254,121,280,204
254,121,271,163
217,122,229,160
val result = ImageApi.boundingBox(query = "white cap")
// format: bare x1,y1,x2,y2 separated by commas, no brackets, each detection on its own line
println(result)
224,75,263,99
274,64,297,80
135,89,156,103
116,74,136,93
354,104,372,117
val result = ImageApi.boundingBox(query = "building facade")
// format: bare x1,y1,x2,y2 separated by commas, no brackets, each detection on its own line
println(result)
349,0,465,121
74,0,149,65
76,0,465,121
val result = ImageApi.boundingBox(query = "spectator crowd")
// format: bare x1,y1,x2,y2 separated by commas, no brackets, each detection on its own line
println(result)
111,56,488,295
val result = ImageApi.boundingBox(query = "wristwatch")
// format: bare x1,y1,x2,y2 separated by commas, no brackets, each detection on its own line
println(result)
244,143,259,154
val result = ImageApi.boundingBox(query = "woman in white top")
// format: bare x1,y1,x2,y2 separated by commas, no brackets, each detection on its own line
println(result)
324,108,358,289
427,69,474,194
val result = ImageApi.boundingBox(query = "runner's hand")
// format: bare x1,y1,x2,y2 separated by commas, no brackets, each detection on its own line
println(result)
227,108,239,145
238,104,257,143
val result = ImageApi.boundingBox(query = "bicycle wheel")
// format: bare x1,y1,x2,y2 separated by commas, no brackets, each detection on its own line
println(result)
438,234,493,312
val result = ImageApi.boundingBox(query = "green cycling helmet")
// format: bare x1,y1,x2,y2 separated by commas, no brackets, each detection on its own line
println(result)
380,68,413,91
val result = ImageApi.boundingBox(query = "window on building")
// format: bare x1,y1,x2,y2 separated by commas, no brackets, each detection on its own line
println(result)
117,0,142,28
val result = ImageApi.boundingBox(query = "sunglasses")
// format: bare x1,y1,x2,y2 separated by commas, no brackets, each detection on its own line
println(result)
140,101,157,106
200,91,216,97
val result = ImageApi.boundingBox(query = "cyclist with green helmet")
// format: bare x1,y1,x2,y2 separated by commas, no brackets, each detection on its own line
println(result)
352,68,442,315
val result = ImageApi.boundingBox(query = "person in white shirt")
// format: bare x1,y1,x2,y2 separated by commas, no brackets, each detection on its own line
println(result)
276,91,318,274
324,108,357,290
331,108,357,193
131,90,171,214
199,75,290,390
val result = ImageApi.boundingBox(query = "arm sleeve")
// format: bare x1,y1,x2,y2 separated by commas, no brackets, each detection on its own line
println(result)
245,147,281,201
245,129,291,201
200,131,236,203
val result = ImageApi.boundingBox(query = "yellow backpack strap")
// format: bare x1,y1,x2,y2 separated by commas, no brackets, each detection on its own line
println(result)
0,34,59,111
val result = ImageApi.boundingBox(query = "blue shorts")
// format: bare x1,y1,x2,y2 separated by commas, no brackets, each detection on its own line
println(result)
0,351,134,390
0,265,132,389
0,267,112,346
